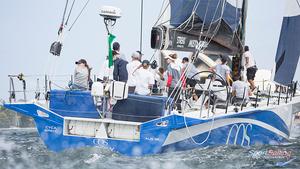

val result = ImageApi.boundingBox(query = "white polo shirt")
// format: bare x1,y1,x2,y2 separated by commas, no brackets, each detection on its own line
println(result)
232,80,250,99
126,60,141,87
243,51,255,68
135,68,155,95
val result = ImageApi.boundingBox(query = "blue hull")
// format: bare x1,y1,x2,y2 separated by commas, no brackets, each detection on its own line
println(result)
4,102,290,156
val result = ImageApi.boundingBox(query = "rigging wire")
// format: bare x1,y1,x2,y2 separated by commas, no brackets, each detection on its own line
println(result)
68,0,91,31
149,49,158,62
175,0,201,31
153,0,169,27
202,0,222,42
197,0,211,40
296,0,300,9
65,0,76,26
185,13,196,33
60,0,69,33
157,19,171,26
175,11,195,31
168,0,200,31
199,0,227,51
183,111,216,145
178,0,202,32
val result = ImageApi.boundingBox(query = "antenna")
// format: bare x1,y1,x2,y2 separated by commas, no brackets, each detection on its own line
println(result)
99,6,121,34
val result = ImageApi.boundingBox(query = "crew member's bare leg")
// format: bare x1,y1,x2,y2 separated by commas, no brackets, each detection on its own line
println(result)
248,79,255,91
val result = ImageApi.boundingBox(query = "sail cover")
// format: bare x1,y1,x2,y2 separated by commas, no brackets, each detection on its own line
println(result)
274,0,300,86
151,0,246,55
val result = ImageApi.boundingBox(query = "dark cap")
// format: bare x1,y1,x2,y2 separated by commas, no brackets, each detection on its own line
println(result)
142,60,150,66
75,59,87,65
113,42,120,51
182,57,189,63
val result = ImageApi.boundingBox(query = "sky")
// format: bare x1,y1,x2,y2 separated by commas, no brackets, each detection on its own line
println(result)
0,0,299,101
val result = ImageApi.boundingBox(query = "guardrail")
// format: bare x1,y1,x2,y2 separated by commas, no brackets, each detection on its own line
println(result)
7,74,100,103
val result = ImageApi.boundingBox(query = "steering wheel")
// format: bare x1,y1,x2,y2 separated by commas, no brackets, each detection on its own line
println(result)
183,70,230,114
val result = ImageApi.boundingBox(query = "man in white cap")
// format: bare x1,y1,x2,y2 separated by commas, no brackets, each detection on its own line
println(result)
126,51,142,93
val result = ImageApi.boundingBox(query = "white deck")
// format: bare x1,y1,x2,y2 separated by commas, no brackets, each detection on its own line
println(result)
182,92,300,120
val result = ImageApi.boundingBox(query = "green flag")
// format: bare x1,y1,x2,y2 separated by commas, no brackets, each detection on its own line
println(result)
108,33,116,68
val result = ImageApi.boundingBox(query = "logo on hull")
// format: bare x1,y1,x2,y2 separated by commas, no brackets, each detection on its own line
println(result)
226,123,252,147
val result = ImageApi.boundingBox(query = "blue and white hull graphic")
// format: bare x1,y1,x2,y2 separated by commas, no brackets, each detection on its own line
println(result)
4,97,298,156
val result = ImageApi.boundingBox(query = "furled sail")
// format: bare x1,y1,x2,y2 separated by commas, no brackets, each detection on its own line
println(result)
274,0,300,86
151,0,247,55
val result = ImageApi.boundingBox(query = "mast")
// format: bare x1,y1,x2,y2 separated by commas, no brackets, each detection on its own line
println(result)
232,0,248,80
139,0,144,54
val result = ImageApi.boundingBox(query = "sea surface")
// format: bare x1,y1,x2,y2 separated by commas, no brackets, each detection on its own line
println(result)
0,126,300,169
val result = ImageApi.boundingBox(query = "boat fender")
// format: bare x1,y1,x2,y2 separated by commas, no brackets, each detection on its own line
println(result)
91,82,104,97
110,81,128,100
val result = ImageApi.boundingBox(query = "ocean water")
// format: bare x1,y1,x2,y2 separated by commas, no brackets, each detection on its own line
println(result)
0,128,300,169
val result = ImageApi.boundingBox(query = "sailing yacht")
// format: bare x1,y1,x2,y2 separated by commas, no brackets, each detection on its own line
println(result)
2,0,300,156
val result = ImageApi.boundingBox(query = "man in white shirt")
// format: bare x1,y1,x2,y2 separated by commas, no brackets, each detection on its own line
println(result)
243,46,257,91
126,51,142,93
232,75,252,104
135,60,155,95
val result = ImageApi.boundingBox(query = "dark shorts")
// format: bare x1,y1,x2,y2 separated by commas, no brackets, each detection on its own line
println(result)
168,87,182,111
247,66,257,80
